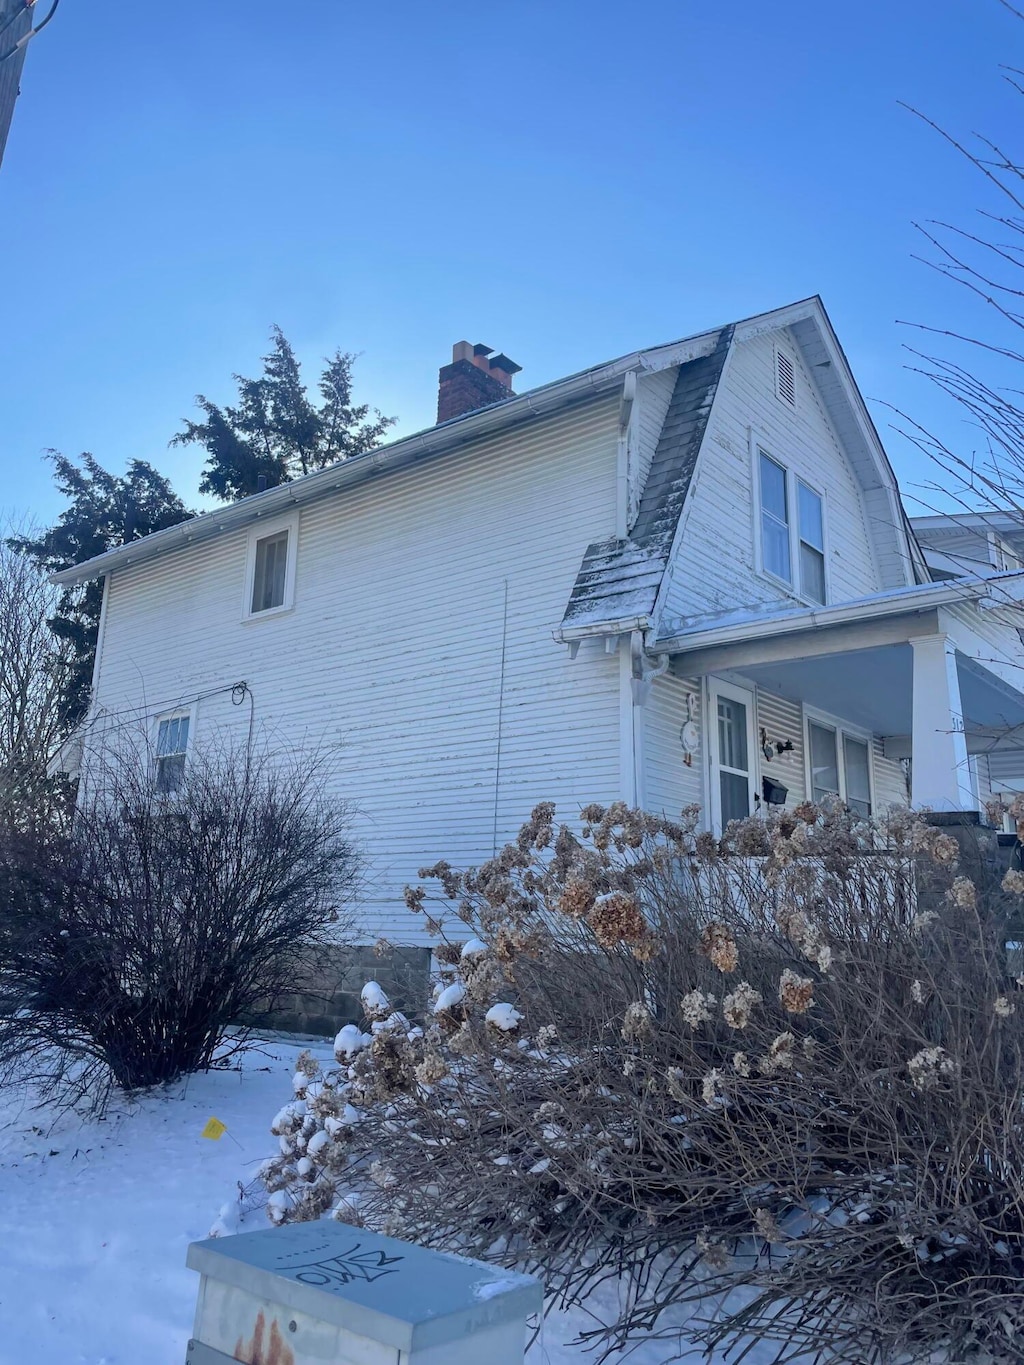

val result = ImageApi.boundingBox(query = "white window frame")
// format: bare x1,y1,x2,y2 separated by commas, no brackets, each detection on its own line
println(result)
751,432,830,606
153,704,196,795
707,677,759,834
242,512,299,621
802,705,874,816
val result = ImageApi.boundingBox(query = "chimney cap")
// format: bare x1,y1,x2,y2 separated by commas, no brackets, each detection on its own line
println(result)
488,352,522,376
472,343,493,357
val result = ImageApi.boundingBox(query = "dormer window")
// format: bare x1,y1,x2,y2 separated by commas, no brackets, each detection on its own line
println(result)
243,514,298,620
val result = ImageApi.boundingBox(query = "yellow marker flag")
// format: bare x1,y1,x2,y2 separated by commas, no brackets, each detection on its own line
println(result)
201,1116,228,1141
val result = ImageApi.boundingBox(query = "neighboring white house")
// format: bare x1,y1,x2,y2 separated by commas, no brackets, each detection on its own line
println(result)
54,297,1024,942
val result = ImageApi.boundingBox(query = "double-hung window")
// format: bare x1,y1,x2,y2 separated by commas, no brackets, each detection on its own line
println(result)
243,514,298,619
155,712,190,794
806,713,872,817
757,447,827,604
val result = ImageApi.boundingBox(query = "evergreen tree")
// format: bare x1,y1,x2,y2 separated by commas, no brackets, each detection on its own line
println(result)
172,327,396,501
12,454,193,724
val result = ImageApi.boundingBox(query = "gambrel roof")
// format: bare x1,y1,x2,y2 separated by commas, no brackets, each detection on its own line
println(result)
555,298,929,642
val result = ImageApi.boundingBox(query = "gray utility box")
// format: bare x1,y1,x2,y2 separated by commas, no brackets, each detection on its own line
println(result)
185,1221,542,1365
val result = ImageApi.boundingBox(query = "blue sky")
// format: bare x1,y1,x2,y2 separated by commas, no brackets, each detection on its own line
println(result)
0,0,1020,523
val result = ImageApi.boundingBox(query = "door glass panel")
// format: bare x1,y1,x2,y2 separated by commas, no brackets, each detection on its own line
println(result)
718,697,748,773
808,721,840,804
717,696,751,825
720,770,751,825
844,735,872,817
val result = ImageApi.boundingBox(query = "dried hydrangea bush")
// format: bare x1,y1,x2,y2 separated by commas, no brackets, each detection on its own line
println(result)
258,800,1024,1365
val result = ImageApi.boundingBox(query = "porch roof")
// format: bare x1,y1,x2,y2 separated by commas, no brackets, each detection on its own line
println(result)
655,573,1024,662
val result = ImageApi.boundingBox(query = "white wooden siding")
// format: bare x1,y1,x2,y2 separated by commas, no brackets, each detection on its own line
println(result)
755,689,806,809
89,397,624,944
631,368,678,530
872,738,910,811
643,672,702,816
661,330,885,631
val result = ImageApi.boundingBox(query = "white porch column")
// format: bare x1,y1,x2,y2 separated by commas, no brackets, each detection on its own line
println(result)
909,634,975,811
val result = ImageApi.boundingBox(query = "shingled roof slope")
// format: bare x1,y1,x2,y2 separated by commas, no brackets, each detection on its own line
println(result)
559,326,733,635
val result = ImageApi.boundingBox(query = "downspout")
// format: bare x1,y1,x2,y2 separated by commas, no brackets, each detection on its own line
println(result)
629,630,669,810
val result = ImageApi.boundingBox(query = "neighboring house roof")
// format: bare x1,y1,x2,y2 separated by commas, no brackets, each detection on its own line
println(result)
0,0,33,166
558,327,732,635
53,298,926,616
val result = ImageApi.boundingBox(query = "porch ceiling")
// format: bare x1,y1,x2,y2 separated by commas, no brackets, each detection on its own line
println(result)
742,645,913,735
740,644,1024,740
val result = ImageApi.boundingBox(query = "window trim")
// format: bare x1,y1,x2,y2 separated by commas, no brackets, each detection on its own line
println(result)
751,432,830,605
802,705,874,816
707,676,759,835
242,512,299,621
153,704,196,796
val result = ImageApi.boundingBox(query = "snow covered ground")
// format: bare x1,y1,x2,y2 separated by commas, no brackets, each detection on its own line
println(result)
0,1039,792,1365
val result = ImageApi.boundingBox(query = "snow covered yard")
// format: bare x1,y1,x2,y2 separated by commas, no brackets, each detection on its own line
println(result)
0,1038,794,1365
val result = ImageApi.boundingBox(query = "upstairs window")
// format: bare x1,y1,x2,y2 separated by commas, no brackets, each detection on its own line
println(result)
155,712,190,794
243,514,298,619
797,480,826,603
251,530,289,613
759,452,791,583
756,446,828,604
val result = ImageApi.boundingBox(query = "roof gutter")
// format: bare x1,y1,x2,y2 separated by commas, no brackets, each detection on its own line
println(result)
655,575,1024,656
50,355,651,589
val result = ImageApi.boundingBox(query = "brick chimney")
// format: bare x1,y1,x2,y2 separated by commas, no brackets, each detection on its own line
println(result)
437,341,522,423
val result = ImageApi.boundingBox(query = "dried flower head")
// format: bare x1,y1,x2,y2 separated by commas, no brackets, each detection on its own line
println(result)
557,875,597,919
622,1001,653,1043
911,979,925,1005
758,1032,796,1075
911,910,938,936
403,884,426,913
415,1050,449,1086
949,876,977,910
779,968,815,1014
700,920,739,973
1003,869,1024,896
793,801,818,824
930,833,960,866
680,988,717,1029
666,1066,688,1102
588,892,649,949
701,1068,724,1105
754,1207,783,1243
723,981,762,1030
695,1232,729,1271
994,995,1016,1019
907,1045,955,1091
732,1051,751,1077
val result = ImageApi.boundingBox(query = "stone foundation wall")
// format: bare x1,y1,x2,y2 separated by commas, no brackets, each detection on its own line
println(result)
260,945,431,1038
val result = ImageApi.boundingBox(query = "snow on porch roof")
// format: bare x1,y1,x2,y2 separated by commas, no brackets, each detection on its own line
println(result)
654,573,1024,657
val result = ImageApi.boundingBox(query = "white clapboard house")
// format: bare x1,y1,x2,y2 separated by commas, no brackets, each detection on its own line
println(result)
56,298,1024,942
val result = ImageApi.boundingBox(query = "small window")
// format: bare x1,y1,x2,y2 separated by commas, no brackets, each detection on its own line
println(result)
843,735,872,818
808,721,840,805
243,515,298,619
759,452,791,583
797,480,826,604
251,529,289,613
806,713,873,816
155,713,190,794
775,348,796,406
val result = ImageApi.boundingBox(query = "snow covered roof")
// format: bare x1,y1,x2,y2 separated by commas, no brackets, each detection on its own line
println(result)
52,297,923,597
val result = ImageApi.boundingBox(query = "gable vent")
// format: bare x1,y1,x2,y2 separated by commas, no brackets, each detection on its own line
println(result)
775,348,796,406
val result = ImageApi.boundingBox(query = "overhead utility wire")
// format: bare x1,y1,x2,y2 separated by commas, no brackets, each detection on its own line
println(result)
0,0,60,66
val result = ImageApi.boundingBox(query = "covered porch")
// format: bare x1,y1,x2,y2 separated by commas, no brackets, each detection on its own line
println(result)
655,579,1024,818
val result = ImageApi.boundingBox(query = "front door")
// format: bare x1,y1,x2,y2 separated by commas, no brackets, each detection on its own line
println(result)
708,678,758,833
